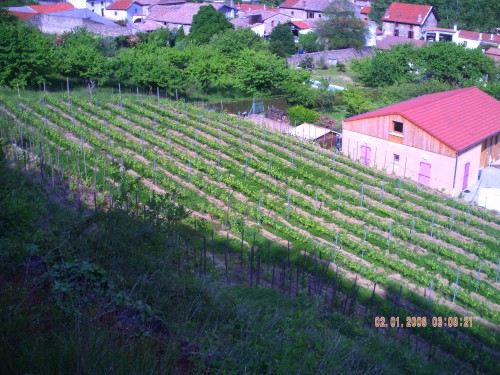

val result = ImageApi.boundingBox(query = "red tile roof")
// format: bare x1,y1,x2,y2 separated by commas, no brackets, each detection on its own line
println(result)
458,30,500,44
344,87,500,152
383,2,432,25
8,11,37,20
486,48,500,56
107,0,134,10
291,20,313,29
27,3,75,13
360,6,371,14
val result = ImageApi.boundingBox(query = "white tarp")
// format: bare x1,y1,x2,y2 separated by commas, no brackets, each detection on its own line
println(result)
477,188,500,211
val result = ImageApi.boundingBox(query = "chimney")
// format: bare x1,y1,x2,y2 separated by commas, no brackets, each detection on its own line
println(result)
264,4,266,10
490,34,494,41
479,33,482,41
230,0,233,7
384,9,389,18
417,13,422,23
453,23,457,31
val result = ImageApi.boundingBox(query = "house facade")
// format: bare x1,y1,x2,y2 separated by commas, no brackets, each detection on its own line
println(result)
279,0,330,20
342,87,500,197
103,0,142,21
67,0,114,17
382,2,437,40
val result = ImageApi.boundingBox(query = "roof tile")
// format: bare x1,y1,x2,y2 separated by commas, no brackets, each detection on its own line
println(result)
383,2,432,25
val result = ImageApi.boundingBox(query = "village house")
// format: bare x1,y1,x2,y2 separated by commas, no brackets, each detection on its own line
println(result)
232,9,291,37
342,87,500,197
145,1,236,33
278,0,330,20
485,47,500,63
382,2,437,40
66,0,114,17
453,30,500,49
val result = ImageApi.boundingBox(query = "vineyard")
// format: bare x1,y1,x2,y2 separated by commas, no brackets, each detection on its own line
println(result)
0,89,499,371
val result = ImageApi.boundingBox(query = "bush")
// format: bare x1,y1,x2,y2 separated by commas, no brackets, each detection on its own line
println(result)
287,105,320,125
298,56,314,70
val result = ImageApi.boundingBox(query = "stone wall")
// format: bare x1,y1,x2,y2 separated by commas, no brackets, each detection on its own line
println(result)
28,14,133,36
287,47,373,66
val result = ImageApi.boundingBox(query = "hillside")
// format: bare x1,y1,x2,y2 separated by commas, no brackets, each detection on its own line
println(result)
0,89,499,373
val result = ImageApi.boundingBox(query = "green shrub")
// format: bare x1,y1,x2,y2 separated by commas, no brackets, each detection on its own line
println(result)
287,105,320,125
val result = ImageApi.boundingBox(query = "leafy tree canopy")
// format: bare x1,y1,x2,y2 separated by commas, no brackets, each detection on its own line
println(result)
55,27,108,83
268,23,296,57
355,42,496,88
0,21,54,88
299,32,321,53
315,0,367,49
210,27,265,57
188,5,233,45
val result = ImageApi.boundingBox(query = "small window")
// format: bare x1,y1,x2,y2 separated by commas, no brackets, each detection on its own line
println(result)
271,20,274,27
410,24,414,30
101,1,103,5
307,11,314,18
394,29,399,37
393,121,404,133
114,11,118,16
318,13,321,18
395,22,399,27
91,1,94,6
393,154,400,163
408,31,414,39
291,11,294,16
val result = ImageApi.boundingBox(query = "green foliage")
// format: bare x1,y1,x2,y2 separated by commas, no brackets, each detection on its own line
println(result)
185,46,229,94
56,27,108,83
342,85,374,116
299,31,321,53
380,80,454,105
111,45,189,92
298,56,314,69
234,49,289,95
188,5,233,45
210,27,264,57
268,23,296,57
176,26,185,42
137,28,176,48
288,105,320,124
357,42,496,89
280,82,316,107
316,0,367,49
0,21,54,88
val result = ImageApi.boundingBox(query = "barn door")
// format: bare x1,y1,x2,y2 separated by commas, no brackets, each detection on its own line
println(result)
462,162,470,190
418,162,431,187
360,145,371,166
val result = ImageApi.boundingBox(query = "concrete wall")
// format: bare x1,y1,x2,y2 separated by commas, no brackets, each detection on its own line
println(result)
287,47,373,66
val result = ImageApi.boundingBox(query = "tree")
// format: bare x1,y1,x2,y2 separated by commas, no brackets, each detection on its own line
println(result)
0,21,54,88
55,27,108,83
299,32,320,53
210,27,264,57
186,46,229,93
268,23,296,57
316,0,368,50
342,86,374,116
188,5,233,45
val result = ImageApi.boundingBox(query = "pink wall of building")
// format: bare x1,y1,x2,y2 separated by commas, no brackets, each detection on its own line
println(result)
342,129,483,196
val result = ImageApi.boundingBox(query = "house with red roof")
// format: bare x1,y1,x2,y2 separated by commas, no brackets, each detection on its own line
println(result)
382,2,437,40
342,87,500,196
360,6,370,22
454,30,500,49
67,0,116,17
485,47,500,63
8,3,75,19
103,0,141,21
